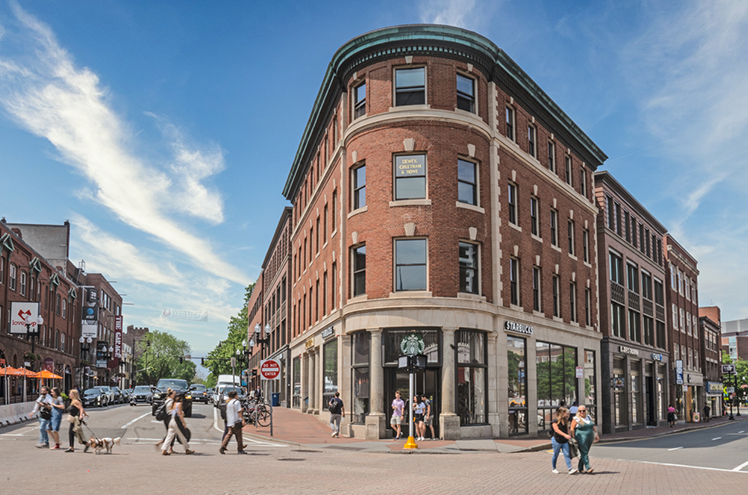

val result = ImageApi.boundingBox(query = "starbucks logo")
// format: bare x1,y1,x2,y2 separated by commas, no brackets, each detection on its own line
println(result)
400,334,425,356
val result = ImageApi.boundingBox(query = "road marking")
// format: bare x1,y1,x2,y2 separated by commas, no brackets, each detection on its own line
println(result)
121,412,150,429
740,431,745,434
733,460,748,472
668,446,684,451
212,406,285,447
151,420,162,423
627,459,748,473
0,427,36,437
712,437,722,441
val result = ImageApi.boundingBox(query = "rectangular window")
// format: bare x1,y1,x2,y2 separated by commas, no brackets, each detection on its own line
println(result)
508,182,518,225
615,203,622,235
550,209,558,246
657,239,662,265
536,343,578,430
351,245,366,297
530,197,539,236
510,257,520,306
582,229,589,263
631,216,637,247
62,299,66,319
395,238,427,291
642,271,652,300
352,164,366,210
506,106,515,141
354,82,366,119
20,271,26,297
610,251,624,285
323,204,328,241
568,220,575,256
9,264,16,291
606,195,614,229
645,229,651,257
569,282,577,322
293,357,301,408
585,288,591,327
315,217,320,254
456,73,475,113
507,336,527,435
323,338,338,407
309,228,313,262
639,224,645,253
459,242,479,294
624,211,630,242
331,262,337,309
627,263,639,294
315,279,320,322
457,330,488,425
548,141,556,172
395,67,425,106
532,266,541,311
580,168,587,197
458,159,477,205
565,155,572,185
323,271,328,316
351,332,370,423
629,310,641,342
528,125,536,158
552,275,560,317
643,316,654,346
656,321,666,349
394,154,426,200
680,308,685,332
611,302,625,338
332,189,337,233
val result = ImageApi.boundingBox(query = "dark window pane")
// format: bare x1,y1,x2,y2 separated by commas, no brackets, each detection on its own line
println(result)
396,265,427,291
395,239,426,265
396,67,424,87
456,74,473,96
458,182,475,205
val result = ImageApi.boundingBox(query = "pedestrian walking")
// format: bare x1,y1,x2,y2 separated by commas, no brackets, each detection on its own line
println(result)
413,395,426,441
161,394,194,455
65,390,89,453
29,386,53,448
155,389,176,453
569,401,579,416
703,404,711,422
46,387,65,449
220,390,246,454
328,392,344,438
421,394,435,440
551,406,577,475
570,406,598,474
667,404,676,427
390,391,405,440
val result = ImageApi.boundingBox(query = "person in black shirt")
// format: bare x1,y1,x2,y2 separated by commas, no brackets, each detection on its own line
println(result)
551,406,577,475
328,392,345,438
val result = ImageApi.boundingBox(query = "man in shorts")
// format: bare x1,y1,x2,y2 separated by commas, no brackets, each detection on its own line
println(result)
421,394,435,440
390,391,405,440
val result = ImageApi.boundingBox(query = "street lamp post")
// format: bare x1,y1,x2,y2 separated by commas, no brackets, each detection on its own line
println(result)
79,336,92,389
251,323,272,392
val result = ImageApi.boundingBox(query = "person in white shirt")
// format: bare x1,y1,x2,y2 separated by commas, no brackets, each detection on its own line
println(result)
219,391,247,454
29,386,53,448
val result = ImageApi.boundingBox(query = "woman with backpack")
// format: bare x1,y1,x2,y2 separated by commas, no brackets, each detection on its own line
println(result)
161,393,194,455
155,389,176,453
550,406,577,474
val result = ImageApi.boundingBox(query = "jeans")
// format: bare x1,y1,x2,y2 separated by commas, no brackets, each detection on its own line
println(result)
330,414,342,434
551,437,572,470
38,418,50,445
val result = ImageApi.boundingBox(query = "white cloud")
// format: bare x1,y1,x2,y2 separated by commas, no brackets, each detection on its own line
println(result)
418,0,500,31
0,3,246,284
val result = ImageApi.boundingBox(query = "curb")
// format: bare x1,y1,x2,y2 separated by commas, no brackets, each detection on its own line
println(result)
242,430,303,448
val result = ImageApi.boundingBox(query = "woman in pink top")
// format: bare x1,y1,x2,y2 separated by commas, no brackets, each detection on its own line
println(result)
667,404,676,427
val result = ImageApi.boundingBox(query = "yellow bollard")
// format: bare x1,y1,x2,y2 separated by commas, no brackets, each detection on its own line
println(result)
403,435,418,449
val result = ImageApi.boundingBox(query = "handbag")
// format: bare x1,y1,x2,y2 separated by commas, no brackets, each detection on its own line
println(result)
67,414,76,424
568,437,580,458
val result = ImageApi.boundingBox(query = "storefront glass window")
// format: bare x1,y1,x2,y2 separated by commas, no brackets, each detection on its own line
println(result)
584,350,596,423
456,330,487,425
384,329,440,364
351,332,370,424
292,357,301,409
323,339,338,409
613,357,626,427
507,336,527,435
536,342,578,430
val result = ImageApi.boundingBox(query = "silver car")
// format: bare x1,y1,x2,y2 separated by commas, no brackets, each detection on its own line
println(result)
94,386,116,405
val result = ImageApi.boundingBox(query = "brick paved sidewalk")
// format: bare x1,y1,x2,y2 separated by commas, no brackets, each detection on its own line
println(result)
245,406,748,453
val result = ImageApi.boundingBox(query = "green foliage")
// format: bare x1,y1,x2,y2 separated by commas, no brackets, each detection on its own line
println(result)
135,330,196,385
720,351,748,400
204,283,254,388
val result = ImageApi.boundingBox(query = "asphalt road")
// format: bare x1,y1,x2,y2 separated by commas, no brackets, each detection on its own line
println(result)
595,418,748,472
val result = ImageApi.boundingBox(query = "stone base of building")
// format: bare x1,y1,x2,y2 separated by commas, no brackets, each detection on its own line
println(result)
440,414,461,440
365,413,386,439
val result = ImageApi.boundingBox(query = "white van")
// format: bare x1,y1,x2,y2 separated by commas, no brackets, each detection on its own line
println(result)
213,375,241,404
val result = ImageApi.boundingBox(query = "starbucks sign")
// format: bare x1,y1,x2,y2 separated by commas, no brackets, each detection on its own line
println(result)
401,334,425,356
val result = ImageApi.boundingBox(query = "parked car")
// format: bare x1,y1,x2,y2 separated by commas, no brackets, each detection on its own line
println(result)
151,378,192,417
111,386,125,404
189,384,209,403
94,386,116,405
82,388,108,408
129,385,153,406
123,388,133,401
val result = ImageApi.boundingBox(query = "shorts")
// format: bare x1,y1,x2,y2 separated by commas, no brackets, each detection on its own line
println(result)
390,416,402,425
415,414,424,423
49,411,62,432
424,415,433,426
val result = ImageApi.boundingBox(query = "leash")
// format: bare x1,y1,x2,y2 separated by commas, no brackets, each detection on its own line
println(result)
80,419,98,438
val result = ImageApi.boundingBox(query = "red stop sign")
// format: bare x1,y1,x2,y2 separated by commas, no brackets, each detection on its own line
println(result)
260,359,281,380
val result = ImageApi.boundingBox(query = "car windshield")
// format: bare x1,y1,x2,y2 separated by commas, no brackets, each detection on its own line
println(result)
157,379,188,390
96,386,110,391
84,389,100,396
222,387,242,395
134,386,151,393
192,385,206,391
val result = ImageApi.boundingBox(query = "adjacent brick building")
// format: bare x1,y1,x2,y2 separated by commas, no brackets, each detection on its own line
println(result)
699,306,723,418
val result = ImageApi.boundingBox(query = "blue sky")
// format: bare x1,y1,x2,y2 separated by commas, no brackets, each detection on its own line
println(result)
0,0,746,365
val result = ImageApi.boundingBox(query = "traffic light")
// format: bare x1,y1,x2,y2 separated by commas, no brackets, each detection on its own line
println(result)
201,358,204,365
179,357,183,364
251,369,257,377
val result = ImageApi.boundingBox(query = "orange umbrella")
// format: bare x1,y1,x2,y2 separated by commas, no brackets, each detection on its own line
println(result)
1,367,23,376
35,370,62,379
15,368,38,377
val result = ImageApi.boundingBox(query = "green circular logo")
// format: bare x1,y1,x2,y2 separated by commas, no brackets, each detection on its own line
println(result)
400,334,425,356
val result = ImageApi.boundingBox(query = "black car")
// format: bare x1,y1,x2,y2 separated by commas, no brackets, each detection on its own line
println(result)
130,385,153,406
82,388,107,408
151,378,192,417
189,384,209,403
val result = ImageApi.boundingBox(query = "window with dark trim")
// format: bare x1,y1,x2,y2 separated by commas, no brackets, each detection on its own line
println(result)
568,220,575,256
533,266,541,312
458,159,477,205
352,164,366,210
550,209,558,246
395,238,427,291
394,154,426,200
351,245,366,297
459,242,479,295
530,196,539,236
580,168,587,197
395,67,425,106
548,141,556,172
569,282,577,322
582,229,589,263
457,330,487,425
354,82,366,119
456,73,475,113
507,336,527,435
536,343,578,431
552,275,560,317
565,155,572,185
510,257,520,306
585,288,591,326
506,106,515,141
351,331,370,424
528,125,536,158
508,182,518,225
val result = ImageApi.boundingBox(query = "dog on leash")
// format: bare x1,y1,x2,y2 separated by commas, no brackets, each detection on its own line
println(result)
87,437,121,454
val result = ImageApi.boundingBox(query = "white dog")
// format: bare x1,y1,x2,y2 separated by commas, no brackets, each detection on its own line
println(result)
88,436,121,454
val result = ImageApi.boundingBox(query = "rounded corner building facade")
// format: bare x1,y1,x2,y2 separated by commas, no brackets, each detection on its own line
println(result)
282,25,607,440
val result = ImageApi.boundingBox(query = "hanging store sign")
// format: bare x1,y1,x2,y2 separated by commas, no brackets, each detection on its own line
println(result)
618,345,639,356
395,155,426,177
686,374,703,386
722,364,736,375
401,334,425,356
321,326,335,340
504,321,533,335
81,323,97,339
706,381,723,395
10,302,40,334
651,353,663,361
675,360,684,385
305,338,314,349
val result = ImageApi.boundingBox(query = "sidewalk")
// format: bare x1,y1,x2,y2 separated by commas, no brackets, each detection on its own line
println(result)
244,406,748,454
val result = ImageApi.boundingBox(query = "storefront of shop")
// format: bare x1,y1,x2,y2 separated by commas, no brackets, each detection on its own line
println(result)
706,381,723,418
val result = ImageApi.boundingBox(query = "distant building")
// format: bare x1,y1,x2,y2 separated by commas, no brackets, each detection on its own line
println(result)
721,318,748,361
699,306,722,418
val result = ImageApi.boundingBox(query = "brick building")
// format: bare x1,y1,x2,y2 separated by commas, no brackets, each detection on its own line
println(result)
594,171,669,433
699,306,723,418
664,234,701,422
280,25,606,440
721,317,748,361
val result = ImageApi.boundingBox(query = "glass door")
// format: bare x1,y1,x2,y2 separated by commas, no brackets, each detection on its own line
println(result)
385,368,440,438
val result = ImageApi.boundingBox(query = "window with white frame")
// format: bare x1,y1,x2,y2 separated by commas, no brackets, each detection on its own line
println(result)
352,163,366,210
528,124,536,158
394,154,426,200
672,304,678,329
20,271,27,296
351,245,366,297
395,239,427,291
9,263,16,291
354,82,366,119
459,242,479,295
456,73,475,113
458,159,477,205
627,262,639,294
395,67,425,106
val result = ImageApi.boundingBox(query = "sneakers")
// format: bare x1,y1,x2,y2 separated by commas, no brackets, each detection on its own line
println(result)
569,469,578,475
552,469,559,474
331,431,336,437
35,443,45,448
587,468,594,474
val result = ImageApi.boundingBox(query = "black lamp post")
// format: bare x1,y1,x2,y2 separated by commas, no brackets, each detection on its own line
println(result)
79,336,92,389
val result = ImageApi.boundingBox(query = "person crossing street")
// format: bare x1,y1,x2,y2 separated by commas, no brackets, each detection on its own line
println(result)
220,390,247,454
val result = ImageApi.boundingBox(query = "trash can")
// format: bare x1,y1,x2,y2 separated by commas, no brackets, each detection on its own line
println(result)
272,393,280,407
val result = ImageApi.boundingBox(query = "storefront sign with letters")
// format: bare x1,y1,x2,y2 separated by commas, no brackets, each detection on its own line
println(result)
618,345,640,356
395,155,426,177
504,321,533,335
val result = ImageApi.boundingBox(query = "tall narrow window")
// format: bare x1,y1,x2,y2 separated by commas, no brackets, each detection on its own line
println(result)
20,271,27,297
548,141,556,172
568,220,575,256
351,245,366,297
585,288,591,326
331,189,337,233
645,229,651,257
456,73,475,113
528,125,536,158
395,239,427,291
323,271,328,316
508,182,518,225
627,263,639,294
331,262,337,309
459,242,479,294
532,266,541,311
395,67,425,106
395,154,426,200
506,106,515,141
582,229,589,263
639,224,645,253
510,258,520,306
606,195,614,229
612,303,624,337
352,164,366,210
458,159,477,205
631,216,637,247
641,271,652,300
552,275,560,317
610,251,624,285
580,168,587,197
550,209,558,246
565,155,572,186
629,310,641,342
309,227,314,261
624,211,630,242
9,264,16,291
315,217,320,254
354,82,366,119
323,204,328,242
569,282,577,322
615,203,622,235
530,197,539,236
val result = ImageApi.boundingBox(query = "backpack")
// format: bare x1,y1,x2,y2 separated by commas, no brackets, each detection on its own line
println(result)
155,401,169,421
329,398,342,415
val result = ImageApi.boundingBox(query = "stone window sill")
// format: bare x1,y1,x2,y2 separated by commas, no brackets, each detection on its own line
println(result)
456,202,484,214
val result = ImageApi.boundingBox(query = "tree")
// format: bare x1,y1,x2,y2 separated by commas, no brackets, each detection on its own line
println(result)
135,330,196,385
204,283,254,388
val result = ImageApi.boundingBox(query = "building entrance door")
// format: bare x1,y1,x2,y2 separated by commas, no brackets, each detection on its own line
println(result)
385,367,440,438
646,376,656,426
